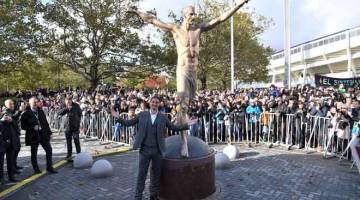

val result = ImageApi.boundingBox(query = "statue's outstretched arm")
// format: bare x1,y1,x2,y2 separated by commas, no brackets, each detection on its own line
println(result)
128,7,175,32
200,0,249,32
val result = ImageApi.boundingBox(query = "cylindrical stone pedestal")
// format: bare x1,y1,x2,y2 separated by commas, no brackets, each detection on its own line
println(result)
159,135,216,200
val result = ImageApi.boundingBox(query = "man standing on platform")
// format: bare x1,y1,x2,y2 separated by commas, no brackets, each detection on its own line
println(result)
111,96,196,200
21,97,58,174
58,97,82,162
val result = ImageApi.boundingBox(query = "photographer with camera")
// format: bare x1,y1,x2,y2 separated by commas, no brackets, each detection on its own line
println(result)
2,99,23,174
336,104,352,156
295,102,308,149
0,112,19,184
215,102,230,142
231,101,247,142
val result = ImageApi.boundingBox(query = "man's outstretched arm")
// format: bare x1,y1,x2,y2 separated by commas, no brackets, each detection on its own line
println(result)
200,0,250,32
165,115,198,132
128,7,175,32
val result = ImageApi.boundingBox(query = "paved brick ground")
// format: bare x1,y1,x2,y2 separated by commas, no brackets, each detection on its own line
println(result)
0,131,124,193
4,144,360,200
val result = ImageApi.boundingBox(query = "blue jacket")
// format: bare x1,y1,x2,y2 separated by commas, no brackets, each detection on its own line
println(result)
269,89,281,97
246,105,261,123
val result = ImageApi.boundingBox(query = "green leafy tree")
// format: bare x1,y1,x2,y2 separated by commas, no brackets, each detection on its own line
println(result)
0,59,88,92
38,0,166,90
0,0,42,73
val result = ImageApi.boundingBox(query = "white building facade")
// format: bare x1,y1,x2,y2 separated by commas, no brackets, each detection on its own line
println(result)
267,26,360,87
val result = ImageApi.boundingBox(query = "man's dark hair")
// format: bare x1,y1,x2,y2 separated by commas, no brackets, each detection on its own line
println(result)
150,95,161,102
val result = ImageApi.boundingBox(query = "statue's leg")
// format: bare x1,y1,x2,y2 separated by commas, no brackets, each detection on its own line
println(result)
177,98,190,158
180,114,189,158
176,70,190,158
181,133,189,157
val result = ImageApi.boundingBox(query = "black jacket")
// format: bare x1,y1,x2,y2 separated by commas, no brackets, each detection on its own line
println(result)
58,102,82,132
1,108,21,150
1,108,21,135
0,121,13,152
21,107,52,146
232,106,247,123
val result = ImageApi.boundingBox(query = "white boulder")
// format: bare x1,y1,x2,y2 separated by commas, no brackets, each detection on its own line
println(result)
73,152,93,169
215,152,230,169
91,159,113,178
223,145,239,160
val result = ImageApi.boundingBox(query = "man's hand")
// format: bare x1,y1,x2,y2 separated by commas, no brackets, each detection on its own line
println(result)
19,104,26,112
348,111,353,118
34,125,41,131
110,106,120,118
1,115,12,122
0,115,6,122
127,6,138,13
236,0,250,4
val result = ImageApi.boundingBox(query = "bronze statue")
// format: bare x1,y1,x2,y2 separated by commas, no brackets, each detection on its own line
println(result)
129,0,250,157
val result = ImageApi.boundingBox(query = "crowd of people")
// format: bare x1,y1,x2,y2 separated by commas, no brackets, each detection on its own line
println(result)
1,83,360,184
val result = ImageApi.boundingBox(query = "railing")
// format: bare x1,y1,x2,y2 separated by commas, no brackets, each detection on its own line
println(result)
45,108,355,160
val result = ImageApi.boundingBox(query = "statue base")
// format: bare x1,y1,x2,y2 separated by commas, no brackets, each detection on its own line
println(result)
159,135,216,200
159,182,222,200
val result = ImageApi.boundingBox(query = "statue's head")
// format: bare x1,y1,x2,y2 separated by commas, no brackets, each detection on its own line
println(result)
182,5,196,26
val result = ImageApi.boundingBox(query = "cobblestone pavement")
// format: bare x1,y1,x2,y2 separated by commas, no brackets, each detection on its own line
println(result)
5,144,360,200
0,131,125,193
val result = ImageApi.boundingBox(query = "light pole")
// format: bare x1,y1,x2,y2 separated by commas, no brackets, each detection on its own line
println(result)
57,63,61,90
230,0,235,92
284,0,291,89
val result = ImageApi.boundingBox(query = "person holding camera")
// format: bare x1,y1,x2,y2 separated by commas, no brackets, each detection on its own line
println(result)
295,102,308,149
215,102,230,143
337,105,352,155
231,101,247,142
2,99,23,174
0,113,19,184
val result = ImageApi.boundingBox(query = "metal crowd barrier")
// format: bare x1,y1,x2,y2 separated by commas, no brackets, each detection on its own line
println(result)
45,108,353,159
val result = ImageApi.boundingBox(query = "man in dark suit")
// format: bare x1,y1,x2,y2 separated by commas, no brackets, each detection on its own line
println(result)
0,114,19,184
3,99,23,172
111,95,196,200
58,97,82,161
21,97,58,174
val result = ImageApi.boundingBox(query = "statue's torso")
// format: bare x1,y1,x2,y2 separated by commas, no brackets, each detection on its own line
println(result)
172,26,201,71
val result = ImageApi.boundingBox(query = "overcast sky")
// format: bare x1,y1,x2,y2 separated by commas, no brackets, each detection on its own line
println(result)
139,0,360,51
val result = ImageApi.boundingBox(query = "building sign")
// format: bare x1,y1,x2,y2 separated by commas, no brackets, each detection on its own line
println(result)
315,74,360,87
